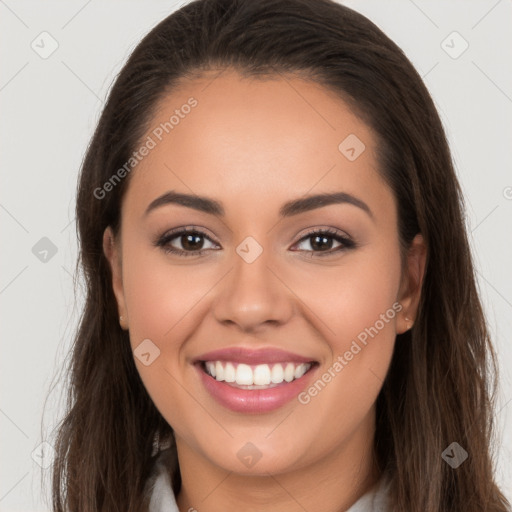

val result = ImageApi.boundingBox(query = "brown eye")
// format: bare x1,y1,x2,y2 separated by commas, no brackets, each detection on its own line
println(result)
309,233,336,251
292,228,355,256
180,232,205,251
155,228,218,257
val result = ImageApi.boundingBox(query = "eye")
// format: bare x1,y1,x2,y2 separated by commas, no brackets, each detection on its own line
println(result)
154,226,356,258
154,227,219,257
292,228,355,257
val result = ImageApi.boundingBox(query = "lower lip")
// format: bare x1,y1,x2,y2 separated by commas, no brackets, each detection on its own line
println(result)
196,363,318,413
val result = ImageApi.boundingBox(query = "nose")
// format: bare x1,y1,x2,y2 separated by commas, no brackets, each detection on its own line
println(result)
211,245,295,333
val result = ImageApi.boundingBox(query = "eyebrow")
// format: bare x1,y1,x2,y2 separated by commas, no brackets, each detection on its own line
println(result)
144,190,373,219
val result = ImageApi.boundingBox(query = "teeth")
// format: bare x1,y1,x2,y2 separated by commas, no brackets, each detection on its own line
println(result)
271,363,284,383
203,361,312,387
236,364,253,385
294,364,308,379
215,361,224,381
206,361,216,378
224,362,236,382
253,364,271,386
284,363,295,382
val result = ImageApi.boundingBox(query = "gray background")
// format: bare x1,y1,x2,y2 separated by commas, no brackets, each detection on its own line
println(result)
1,0,511,510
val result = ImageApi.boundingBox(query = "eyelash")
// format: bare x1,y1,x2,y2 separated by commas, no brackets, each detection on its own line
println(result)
154,226,356,258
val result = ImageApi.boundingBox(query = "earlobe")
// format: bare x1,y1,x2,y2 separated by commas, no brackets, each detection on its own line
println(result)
397,233,427,334
102,226,128,329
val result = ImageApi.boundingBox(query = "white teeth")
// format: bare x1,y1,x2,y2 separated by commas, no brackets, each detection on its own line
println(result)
236,364,253,385
215,361,224,381
284,363,295,382
271,363,284,383
253,364,271,386
206,361,216,378
224,362,236,382
294,363,308,379
203,361,312,387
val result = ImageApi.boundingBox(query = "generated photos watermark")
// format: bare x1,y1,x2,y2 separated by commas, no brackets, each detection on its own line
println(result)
93,97,198,200
297,301,403,405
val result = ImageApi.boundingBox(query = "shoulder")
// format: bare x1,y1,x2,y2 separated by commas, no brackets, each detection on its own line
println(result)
143,448,180,512
346,474,391,512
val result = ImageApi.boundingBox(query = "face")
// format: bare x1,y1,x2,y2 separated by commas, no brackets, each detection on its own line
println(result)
104,69,425,478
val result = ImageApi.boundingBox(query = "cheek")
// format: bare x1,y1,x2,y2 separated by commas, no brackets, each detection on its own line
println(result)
120,245,212,427
122,244,214,343
293,244,401,424
289,243,401,407
287,243,403,348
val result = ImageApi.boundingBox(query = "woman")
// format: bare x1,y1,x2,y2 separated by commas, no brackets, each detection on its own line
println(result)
49,0,511,510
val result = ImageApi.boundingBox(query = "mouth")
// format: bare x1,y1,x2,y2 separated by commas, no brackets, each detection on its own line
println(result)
198,360,316,389
193,351,319,413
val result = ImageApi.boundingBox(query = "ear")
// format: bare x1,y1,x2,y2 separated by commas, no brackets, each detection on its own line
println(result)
103,226,128,329
396,233,427,334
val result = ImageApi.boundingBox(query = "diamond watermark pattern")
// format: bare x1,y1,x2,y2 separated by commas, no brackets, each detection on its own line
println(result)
31,31,59,59
236,236,263,264
441,31,469,60
31,441,56,469
237,442,263,468
442,442,468,468
133,338,161,366
32,237,58,263
338,134,366,161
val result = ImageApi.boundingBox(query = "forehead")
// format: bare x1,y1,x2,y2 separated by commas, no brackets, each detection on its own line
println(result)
123,69,391,219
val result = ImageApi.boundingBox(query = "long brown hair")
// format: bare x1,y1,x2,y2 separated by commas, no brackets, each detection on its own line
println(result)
45,0,510,510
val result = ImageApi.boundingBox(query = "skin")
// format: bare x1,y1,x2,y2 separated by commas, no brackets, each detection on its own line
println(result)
103,68,426,512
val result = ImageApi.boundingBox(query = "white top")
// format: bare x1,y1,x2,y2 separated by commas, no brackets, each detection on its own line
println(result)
146,448,390,512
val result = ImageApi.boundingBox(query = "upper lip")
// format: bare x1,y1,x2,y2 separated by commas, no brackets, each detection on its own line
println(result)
194,347,316,365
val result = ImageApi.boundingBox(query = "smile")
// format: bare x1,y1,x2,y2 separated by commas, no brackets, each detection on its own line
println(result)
193,347,318,413
202,360,312,388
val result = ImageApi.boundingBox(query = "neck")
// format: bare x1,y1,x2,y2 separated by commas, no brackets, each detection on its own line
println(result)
175,410,380,512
